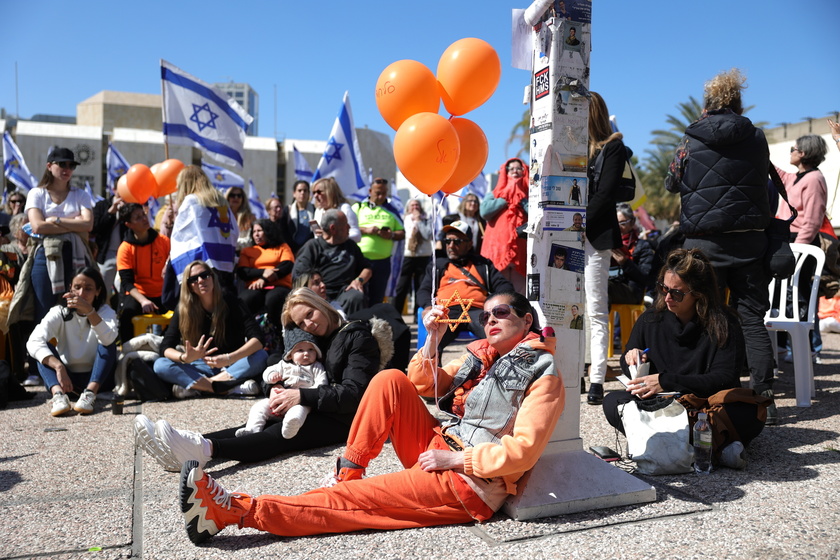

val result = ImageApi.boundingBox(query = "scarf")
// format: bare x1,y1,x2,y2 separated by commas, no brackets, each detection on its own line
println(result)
480,158,529,275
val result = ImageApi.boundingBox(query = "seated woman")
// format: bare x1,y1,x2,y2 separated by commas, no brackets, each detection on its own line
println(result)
603,248,768,469
174,291,564,544
236,219,294,326
608,203,654,304
26,266,117,416
135,287,385,471
153,261,268,399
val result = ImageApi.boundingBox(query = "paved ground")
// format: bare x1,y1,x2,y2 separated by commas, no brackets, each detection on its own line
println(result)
1,326,839,560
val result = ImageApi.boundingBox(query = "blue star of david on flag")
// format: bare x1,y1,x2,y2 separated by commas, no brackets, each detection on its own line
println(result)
190,102,219,132
323,137,344,165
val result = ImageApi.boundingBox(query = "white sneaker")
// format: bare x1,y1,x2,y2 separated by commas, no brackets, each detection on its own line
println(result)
23,375,42,386
134,414,181,472
50,392,71,416
719,441,747,470
172,384,201,399
228,379,260,396
73,390,96,414
156,419,212,469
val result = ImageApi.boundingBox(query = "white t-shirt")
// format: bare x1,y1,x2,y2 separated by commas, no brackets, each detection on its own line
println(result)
25,187,92,220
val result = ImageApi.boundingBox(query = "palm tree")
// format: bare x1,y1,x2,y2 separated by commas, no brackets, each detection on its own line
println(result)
506,108,530,160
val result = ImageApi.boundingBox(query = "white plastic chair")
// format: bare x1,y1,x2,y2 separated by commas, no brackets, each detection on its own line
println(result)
765,243,825,407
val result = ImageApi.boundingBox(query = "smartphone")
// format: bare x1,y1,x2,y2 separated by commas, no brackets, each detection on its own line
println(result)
590,445,621,462
309,220,320,233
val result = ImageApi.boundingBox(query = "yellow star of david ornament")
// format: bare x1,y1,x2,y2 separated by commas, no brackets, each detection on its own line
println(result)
435,289,474,332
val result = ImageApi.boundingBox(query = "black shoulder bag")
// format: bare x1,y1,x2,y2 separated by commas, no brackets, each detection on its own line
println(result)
765,165,798,279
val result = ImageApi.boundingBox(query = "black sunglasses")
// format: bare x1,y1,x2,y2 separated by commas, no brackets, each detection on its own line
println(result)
443,238,465,246
54,162,78,170
312,189,324,195
228,192,244,199
479,304,514,327
187,270,213,285
9,199,24,204
656,282,693,302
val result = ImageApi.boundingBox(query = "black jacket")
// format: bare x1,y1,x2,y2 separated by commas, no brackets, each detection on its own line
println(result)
586,139,625,251
670,111,771,236
92,197,126,264
416,253,514,309
299,319,381,423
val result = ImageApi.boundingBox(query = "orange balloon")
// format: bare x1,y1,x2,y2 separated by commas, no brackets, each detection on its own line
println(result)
152,159,184,197
440,118,488,194
375,59,440,131
437,38,501,116
394,112,459,195
116,174,130,201
119,164,157,204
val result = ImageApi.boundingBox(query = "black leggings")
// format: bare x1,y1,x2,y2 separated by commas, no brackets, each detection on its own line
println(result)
205,411,351,463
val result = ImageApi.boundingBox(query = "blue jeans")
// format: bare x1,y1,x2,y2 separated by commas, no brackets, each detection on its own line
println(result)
153,349,268,390
37,343,117,393
31,243,74,326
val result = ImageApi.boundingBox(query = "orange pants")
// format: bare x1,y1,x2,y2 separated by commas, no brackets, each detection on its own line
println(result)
243,369,494,536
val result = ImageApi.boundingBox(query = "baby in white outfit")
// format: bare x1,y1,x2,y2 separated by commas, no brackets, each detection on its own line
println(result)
235,328,327,439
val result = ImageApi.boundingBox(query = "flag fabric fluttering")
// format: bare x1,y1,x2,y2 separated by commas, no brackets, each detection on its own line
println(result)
161,59,253,168
146,195,161,226
106,143,130,194
293,145,314,182
248,179,268,219
3,131,38,194
311,91,367,199
169,195,239,281
201,160,245,192
84,180,104,204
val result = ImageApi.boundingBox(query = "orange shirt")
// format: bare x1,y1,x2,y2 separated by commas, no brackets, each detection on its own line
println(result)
238,244,294,288
116,234,170,298
436,262,486,308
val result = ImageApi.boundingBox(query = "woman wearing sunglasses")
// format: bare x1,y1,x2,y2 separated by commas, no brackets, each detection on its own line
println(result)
153,261,267,398
169,290,564,544
310,177,361,243
603,248,769,469
10,148,93,329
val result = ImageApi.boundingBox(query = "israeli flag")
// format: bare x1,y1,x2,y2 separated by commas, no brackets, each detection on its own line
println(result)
84,180,104,204
466,172,488,199
293,145,314,182
3,131,37,193
311,91,367,198
248,179,268,219
169,194,238,281
106,143,130,194
201,160,245,192
161,59,253,168
146,195,160,227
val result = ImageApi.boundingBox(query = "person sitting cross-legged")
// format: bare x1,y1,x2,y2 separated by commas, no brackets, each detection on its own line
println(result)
176,290,564,544
416,220,513,355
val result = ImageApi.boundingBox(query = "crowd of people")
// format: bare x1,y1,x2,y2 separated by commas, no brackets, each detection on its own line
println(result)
2,65,837,545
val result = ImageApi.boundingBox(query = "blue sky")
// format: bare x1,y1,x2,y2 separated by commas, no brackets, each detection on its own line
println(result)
3,0,839,177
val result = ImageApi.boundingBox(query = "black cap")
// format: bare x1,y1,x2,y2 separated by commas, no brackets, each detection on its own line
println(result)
48,147,79,165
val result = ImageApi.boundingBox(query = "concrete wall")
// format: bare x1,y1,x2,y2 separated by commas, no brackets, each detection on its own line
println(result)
15,121,103,193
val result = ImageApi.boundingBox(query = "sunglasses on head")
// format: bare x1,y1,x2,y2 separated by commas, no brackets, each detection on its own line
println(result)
479,304,514,327
656,282,692,302
54,162,78,170
187,270,213,285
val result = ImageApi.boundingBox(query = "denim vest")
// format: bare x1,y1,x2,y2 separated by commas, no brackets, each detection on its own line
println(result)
440,337,557,447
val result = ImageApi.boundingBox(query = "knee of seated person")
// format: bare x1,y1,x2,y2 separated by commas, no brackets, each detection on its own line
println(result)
369,368,411,390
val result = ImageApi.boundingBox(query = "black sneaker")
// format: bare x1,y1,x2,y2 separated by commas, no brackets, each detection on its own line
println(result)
587,383,604,405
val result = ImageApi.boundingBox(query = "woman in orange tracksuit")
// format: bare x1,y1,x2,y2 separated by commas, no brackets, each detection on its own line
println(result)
177,290,565,543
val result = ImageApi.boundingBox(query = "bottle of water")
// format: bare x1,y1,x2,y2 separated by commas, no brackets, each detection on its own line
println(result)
693,412,713,474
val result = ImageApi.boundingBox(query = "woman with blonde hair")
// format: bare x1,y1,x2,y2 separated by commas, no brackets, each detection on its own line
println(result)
169,166,238,293
135,285,385,471
153,260,267,398
311,177,361,242
225,185,255,251
584,92,627,405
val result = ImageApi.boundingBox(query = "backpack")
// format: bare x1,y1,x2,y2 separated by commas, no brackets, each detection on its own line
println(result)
591,144,637,203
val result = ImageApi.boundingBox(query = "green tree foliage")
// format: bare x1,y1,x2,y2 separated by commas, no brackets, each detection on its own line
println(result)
507,109,530,161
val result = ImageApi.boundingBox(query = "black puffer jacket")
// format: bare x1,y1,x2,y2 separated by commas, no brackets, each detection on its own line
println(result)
299,319,381,423
672,112,771,236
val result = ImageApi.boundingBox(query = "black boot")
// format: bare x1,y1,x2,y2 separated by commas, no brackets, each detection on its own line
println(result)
587,383,604,405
